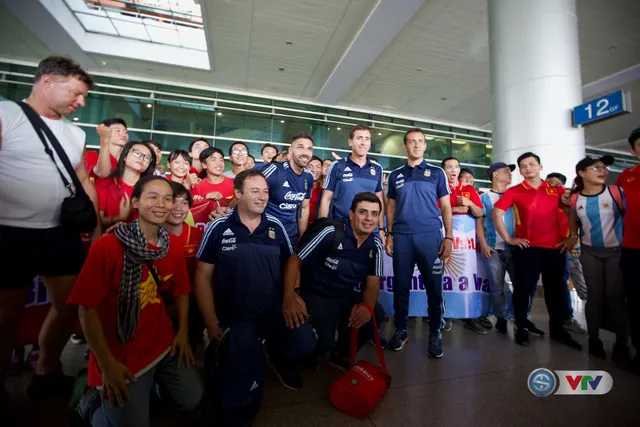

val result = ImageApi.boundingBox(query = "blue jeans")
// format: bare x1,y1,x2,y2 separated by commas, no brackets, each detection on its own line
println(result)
89,352,204,427
484,249,515,319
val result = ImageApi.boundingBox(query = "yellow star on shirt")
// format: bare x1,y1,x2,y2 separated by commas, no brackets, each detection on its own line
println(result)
139,268,173,310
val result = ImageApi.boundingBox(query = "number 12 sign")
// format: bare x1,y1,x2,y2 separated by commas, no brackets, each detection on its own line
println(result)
573,90,632,127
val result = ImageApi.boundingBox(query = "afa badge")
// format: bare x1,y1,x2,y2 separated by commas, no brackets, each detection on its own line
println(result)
268,228,276,240
370,167,376,176
424,169,431,177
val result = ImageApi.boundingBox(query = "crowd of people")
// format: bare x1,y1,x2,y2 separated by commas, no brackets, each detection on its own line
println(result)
1,56,640,426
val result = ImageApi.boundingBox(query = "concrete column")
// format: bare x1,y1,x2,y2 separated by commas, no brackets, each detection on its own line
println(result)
489,0,585,183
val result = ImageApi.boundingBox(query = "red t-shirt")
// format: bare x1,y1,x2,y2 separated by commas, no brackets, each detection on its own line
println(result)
172,224,203,283
616,165,640,249
448,183,482,215
95,178,137,223
191,176,234,204
494,180,566,249
85,150,118,181
67,233,190,387
189,166,200,176
308,183,322,225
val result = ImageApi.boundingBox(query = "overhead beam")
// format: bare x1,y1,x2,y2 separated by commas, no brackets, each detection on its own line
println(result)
315,0,425,105
582,63,640,99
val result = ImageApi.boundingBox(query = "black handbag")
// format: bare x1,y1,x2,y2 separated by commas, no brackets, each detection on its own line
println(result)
17,101,98,233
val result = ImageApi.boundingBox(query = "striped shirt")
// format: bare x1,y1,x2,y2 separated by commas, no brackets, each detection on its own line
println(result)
573,188,625,248
480,190,515,250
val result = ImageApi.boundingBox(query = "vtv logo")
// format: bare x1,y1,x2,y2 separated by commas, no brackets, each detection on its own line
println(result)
556,371,613,395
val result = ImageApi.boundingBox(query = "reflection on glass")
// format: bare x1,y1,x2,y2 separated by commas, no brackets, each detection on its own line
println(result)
153,100,215,135
215,110,271,142
452,141,491,165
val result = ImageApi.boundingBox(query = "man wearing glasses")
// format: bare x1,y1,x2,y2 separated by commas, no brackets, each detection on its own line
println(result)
223,141,249,179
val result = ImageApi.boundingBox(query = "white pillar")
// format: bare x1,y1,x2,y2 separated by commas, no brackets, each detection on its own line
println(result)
489,0,585,183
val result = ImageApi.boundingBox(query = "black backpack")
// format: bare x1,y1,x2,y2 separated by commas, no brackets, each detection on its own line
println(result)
296,218,345,257
201,323,265,427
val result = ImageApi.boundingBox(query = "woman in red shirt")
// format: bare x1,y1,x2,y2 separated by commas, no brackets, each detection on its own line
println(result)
95,141,156,229
167,149,198,190
305,156,323,225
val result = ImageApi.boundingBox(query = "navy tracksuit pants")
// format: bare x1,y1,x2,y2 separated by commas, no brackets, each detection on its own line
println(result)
392,229,444,334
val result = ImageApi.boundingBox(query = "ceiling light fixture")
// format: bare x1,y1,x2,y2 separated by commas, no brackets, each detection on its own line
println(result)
416,67,424,72
425,136,434,140
101,61,107,66
73,117,79,122
278,67,285,71
280,120,285,123
441,97,448,101
217,112,223,116
452,139,467,145
486,144,493,149
336,127,341,131
286,41,293,45
146,103,152,108
378,132,382,136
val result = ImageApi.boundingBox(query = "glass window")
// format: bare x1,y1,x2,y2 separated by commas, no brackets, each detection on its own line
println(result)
452,141,490,165
80,125,151,149
215,110,272,142
149,133,211,154
274,100,324,113
92,75,156,91
155,83,216,99
0,82,32,102
218,92,272,105
432,124,451,132
75,93,153,129
153,100,215,135
272,117,326,146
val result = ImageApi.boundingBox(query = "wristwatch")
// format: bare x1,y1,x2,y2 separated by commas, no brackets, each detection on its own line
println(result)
384,228,393,237
569,233,579,239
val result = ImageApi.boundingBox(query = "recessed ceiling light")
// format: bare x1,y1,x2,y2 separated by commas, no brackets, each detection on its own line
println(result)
217,112,223,116
608,44,618,51
336,127,341,131
73,117,79,122
278,67,285,71
452,139,466,145
101,61,107,66
280,120,285,123
272,86,279,90
327,127,330,130
441,97,448,101
146,68,154,72
378,132,382,136
416,67,424,72
285,41,293,45
146,103,152,108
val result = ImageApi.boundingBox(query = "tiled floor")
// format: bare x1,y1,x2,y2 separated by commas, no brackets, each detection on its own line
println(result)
6,296,640,427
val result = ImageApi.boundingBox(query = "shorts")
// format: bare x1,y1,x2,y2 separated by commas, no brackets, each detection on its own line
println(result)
0,225,85,289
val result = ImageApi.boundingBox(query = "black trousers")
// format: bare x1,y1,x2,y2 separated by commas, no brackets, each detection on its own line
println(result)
621,248,640,350
512,247,571,330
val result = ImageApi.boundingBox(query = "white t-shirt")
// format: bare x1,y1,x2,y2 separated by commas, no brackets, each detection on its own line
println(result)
0,101,86,228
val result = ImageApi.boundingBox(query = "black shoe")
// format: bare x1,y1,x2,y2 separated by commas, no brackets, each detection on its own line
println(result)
612,344,630,364
268,360,302,391
550,327,583,350
478,316,493,329
27,370,76,399
515,328,529,346
495,317,508,334
463,319,487,335
588,338,606,359
0,391,18,427
329,354,351,373
526,321,545,337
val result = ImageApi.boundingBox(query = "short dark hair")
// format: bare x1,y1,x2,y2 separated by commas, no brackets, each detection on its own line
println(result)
168,149,191,164
34,56,94,89
291,131,314,145
350,192,382,213
517,152,541,167
323,158,333,164
170,181,193,207
234,169,266,193
403,128,425,144
200,147,225,164
547,172,567,185
261,143,279,155
247,154,256,162
188,138,210,152
229,141,249,156
145,140,162,151
349,125,371,140
100,118,127,128
309,156,322,165
441,157,459,168
628,128,640,150
460,168,474,177
131,175,171,200
109,141,156,180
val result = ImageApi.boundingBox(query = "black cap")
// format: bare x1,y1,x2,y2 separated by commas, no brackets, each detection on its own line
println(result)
487,162,516,181
575,155,614,175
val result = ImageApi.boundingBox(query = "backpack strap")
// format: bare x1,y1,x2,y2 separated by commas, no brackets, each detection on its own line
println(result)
608,185,625,216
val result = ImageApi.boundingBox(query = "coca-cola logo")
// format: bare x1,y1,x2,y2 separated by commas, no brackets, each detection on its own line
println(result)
283,191,305,201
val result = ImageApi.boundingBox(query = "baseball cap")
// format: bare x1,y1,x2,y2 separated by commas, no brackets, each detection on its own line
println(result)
487,162,516,181
575,155,614,175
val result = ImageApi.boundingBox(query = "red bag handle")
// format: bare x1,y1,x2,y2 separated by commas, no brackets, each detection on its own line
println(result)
349,303,389,375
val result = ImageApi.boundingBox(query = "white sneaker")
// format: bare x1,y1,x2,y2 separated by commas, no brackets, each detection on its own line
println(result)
564,318,586,334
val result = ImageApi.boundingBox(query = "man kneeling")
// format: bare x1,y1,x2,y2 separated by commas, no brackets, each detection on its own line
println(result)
69,176,203,427
283,192,384,371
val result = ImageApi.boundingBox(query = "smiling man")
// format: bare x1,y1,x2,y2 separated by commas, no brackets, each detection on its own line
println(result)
318,125,385,241
223,141,249,179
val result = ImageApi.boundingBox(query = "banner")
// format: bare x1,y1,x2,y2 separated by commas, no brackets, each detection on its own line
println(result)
377,215,493,319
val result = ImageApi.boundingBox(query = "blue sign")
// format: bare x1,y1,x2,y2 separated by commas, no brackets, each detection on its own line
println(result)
573,90,631,127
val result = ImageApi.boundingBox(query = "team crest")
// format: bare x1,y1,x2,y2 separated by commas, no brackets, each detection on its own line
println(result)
370,167,376,176
424,169,431,177
462,192,470,198
268,228,276,240
545,188,558,195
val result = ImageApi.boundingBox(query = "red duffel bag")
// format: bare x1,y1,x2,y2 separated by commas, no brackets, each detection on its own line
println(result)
329,303,391,418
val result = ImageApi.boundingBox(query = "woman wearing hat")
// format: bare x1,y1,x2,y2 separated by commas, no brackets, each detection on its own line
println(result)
560,155,629,361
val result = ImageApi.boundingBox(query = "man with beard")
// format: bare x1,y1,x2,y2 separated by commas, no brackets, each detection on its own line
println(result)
260,132,315,244
318,125,385,242
85,118,128,180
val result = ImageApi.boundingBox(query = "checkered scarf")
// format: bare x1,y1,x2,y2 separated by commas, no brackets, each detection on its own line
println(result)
113,220,170,344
